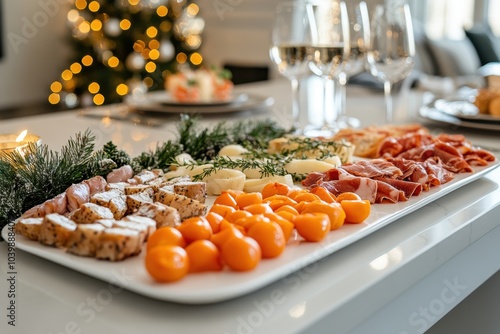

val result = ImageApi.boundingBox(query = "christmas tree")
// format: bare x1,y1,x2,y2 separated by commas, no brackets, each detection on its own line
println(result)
49,0,204,108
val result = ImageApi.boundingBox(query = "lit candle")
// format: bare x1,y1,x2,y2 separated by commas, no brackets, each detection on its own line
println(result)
0,130,41,154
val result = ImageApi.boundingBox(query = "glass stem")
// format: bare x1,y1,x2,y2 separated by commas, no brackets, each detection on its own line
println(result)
290,78,300,130
322,78,330,129
337,78,347,118
384,80,393,123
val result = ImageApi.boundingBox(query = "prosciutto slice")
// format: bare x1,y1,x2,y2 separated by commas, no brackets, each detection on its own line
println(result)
341,159,403,179
376,178,423,199
318,177,378,203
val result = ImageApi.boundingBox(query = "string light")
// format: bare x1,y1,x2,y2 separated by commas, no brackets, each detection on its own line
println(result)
88,1,100,12
51,1,204,108
88,82,100,94
50,82,62,93
157,6,168,17
82,55,93,66
120,19,131,30
70,62,82,74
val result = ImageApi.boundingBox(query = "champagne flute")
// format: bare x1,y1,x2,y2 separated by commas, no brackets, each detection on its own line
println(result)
270,2,312,132
366,3,415,124
336,1,370,129
306,0,350,137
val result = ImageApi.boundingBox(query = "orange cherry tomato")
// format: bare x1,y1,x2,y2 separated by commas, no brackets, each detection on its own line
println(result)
243,203,273,215
261,182,290,199
209,203,237,218
145,245,189,282
275,205,299,216
226,210,253,224
213,192,238,209
205,212,225,234
235,192,262,209
293,192,321,203
210,224,244,249
335,192,362,202
301,201,345,230
287,188,309,200
276,210,296,223
263,212,294,241
222,189,244,200
263,195,297,211
234,214,270,230
340,199,371,224
147,226,186,252
311,186,336,203
221,236,261,271
177,216,213,244
293,213,331,242
185,240,223,273
247,221,286,259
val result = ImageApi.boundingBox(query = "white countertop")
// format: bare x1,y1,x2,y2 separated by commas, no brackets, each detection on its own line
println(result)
1,78,499,334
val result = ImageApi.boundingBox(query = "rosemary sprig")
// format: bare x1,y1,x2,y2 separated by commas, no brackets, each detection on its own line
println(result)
191,155,290,181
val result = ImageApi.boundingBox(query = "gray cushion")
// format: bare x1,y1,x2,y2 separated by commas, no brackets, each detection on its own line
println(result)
427,38,481,77
465,24,500,65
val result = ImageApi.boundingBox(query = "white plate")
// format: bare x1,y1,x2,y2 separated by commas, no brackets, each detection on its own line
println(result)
126,91,274,114
4,161,499,304
419,103,500,132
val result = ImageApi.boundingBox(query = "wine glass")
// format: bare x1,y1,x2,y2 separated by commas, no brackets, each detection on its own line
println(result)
336,1,370,129
270,2,312,132
366,2,415,123
306,0,350,137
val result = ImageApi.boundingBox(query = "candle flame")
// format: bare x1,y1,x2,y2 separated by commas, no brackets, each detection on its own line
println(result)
16,130,28,142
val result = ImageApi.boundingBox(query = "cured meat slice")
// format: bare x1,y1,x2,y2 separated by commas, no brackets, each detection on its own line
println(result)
341,159,403,179
318,177,378,203
423,158,455,186
66,182,90,212
301,172,327,188
106,165,134,184
374,180,405,203
376,178,423,199
84,176,107,196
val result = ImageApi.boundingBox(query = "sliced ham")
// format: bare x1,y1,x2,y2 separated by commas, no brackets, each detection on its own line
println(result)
84,176,107,196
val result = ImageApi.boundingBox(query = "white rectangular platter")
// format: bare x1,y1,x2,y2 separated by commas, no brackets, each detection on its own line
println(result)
3,161,499,304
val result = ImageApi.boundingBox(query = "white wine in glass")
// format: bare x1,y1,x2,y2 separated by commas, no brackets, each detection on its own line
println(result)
336,1,370,128
366,3,415,123
306,0,350,137
270,2,312,132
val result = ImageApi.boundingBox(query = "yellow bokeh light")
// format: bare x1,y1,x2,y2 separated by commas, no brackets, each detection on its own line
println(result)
187,4,199,16
70,62,82,74
128,0,140,5
88,1,100,12
149,39,160,49
67,9,80,23
82,55,93,66
146,26,158,38
48,93,60,105
116,84,129,96
156,5,168,17
50,81,62,93
61,69,73,81
88,82,100,94
145,61,157,73
75,0,87,10
149,49,160,60
186,35,202,48
90,19,102,31
79,21,91,34
176,52,187,64
133,40,145,52
160,21,171,32
143,77,154,88
120,19,131,30
108,56,120,68
141,49,150,59
190,52,203,66
93,94,105,106
65,79,76,91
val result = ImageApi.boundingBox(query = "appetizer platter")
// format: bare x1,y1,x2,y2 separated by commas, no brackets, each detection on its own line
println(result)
1,118,497,304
